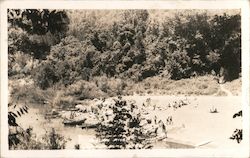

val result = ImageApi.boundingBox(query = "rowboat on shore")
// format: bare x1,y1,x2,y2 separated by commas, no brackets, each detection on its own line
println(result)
79,123,99,129
63,118,87,126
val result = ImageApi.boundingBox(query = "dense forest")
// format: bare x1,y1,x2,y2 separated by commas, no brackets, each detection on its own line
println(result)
8,9,241,90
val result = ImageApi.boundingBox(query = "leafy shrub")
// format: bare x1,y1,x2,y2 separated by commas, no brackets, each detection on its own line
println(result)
106,78,126,96
10,83,51,104
9,51,39,76
8,103,30,149
8,9,70,60
51,91,76,109
8,9,69,35
33,62,59,90
10,127,67,150
9,127,45,150
93,76,109,92
8,26,42,76
8,27,30,55
166,50,192,80
96,98,153,149
41,128,67,149
93,76,126,96
8,27,32,76
33,36,100,88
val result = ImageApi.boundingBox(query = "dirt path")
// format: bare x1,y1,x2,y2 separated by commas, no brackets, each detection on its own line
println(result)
219,84,233,96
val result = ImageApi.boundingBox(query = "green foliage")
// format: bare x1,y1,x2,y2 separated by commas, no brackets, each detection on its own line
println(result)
8,9,69,60
208,14,241,80
9,127,67,150
8,9,69,35
33,36,98,89
42,128,67,149
166,50,191,80
8,27,30,55
96,99,129,149
8,51,35,76
8,103,33,149
8,27,39,76
33,62,59,90
9,78,57,105
10,10,241,88
9,127,45,150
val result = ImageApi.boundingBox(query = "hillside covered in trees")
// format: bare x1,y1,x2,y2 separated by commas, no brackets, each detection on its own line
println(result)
8,9,241,91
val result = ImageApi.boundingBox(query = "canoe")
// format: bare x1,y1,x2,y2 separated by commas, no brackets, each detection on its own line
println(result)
80,123,98,129
66,107,79,111
63,118,86,126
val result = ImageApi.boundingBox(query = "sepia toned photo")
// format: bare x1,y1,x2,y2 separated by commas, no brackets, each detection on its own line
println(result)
1,0,250,158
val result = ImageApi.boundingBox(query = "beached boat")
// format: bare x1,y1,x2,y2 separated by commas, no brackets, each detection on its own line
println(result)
80,123,98,129
63,118,86,126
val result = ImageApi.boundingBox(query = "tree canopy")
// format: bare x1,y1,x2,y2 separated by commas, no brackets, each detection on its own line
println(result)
8,9,241,89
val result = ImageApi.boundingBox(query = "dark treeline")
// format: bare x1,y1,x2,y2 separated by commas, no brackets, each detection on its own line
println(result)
8,9,241,89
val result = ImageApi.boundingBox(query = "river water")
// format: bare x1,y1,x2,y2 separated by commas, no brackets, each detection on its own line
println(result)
15,105,98,149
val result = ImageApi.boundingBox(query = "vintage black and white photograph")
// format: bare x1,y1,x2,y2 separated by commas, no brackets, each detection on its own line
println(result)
1,0,250,157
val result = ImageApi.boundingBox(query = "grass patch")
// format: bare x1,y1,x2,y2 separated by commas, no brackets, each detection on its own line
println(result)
10,84,54,104
9,77,76,110
125,75,219,96
9,75,230,109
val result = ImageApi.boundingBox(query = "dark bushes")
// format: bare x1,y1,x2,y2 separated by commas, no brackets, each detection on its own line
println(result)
33,62,59,90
